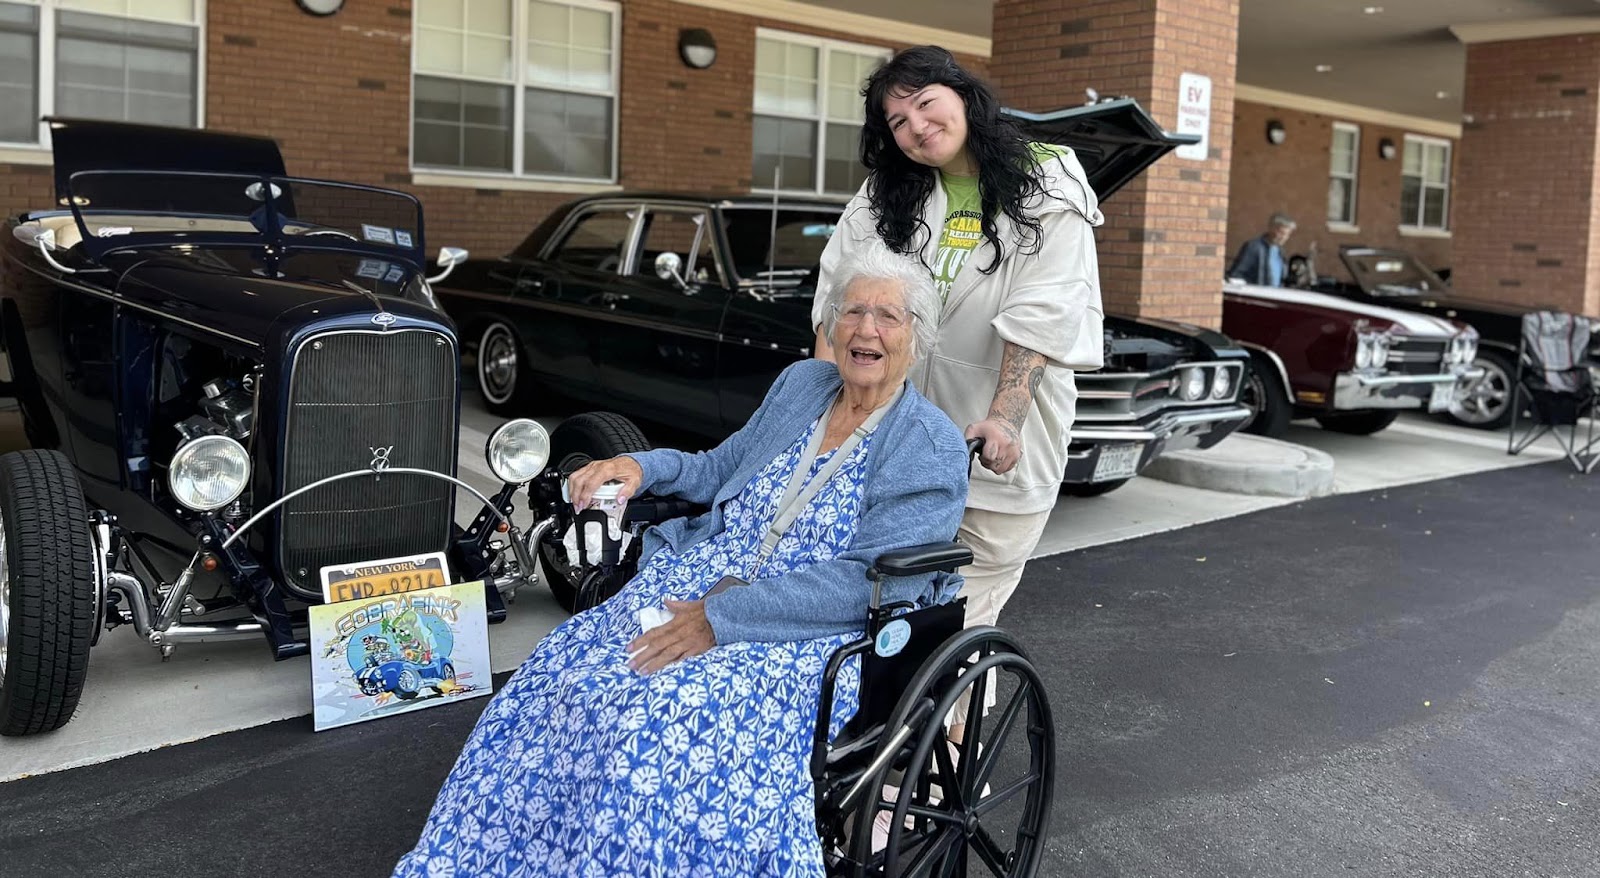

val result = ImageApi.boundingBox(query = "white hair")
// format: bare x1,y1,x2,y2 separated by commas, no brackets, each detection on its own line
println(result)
818,247,939,361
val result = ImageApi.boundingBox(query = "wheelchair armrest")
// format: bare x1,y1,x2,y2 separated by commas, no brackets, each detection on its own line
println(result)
619,496,707,525
871,542,972,577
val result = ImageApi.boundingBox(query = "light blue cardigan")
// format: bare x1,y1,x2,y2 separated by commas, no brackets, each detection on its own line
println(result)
625,359,971,644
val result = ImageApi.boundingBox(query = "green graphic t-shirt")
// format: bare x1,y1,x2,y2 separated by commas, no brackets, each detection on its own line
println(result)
931,142,1074,302
933,171,982,303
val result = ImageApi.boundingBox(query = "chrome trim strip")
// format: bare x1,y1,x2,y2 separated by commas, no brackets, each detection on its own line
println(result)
1237,342,1294,402
1071,405,1251,443
1350,368,1482,388
13,256,260,349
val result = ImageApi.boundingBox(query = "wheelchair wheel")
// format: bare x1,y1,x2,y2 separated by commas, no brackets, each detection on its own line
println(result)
850,627,1055,877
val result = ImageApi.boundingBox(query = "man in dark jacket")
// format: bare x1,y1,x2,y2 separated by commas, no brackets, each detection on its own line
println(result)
1227,213,1296,286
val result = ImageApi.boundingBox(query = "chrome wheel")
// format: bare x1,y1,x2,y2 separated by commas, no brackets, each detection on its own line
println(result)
477,324,519,406
0,509,9,681
1449,355,1512,427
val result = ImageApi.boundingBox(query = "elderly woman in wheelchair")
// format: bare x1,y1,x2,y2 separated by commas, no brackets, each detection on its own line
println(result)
393,247,1055,877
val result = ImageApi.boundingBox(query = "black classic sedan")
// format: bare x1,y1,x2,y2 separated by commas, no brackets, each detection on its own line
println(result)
435,98,1252,496
1307,245,1600,428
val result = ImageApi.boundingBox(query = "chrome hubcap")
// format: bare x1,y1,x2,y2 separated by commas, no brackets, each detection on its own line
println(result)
479,327,518,404
0,509,10,680
1450,358,1511,424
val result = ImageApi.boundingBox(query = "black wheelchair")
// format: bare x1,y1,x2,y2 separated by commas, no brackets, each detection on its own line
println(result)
522,414,1057,876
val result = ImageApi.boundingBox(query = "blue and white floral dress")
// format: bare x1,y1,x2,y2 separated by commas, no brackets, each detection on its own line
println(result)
393,419,873,878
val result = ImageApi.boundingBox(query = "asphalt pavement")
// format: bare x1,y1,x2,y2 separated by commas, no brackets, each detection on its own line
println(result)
1,460,1595,878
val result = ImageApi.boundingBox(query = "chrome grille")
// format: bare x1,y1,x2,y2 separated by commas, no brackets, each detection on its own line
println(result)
1386,338,1448,375
279,328,458,597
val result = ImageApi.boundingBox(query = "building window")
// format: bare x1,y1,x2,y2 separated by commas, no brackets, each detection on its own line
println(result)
0,0,201,147
1327,122,1358,225
412,0,618,182
753,30,887,195
1401,135,1451,230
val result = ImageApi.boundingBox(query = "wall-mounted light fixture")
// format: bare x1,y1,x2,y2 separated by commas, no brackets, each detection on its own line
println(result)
1377,137,1397,160
295,0,344,14
679,28,717,69
1266,119,1287,145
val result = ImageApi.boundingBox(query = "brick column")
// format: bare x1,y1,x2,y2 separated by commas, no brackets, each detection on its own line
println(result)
989,0,1239,327
1453,34,1600,317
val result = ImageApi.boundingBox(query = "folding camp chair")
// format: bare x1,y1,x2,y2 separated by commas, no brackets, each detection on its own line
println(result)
1507,311,1600,473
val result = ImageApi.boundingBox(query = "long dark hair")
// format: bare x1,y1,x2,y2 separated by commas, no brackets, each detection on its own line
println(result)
860,46,1047,274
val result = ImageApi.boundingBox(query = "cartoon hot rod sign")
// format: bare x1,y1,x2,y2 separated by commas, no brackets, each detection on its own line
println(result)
308,581,492,731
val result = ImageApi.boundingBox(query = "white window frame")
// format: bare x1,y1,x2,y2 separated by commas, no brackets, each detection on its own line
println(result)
409,0,621,187
751,28,889,197
1400,133,1452,233
0,0,207,157
1327,121,1359,230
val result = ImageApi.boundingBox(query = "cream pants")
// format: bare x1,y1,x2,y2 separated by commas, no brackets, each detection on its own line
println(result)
949,505,1053,727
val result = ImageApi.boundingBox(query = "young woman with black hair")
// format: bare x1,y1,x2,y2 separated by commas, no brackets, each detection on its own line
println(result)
812,44,1107,741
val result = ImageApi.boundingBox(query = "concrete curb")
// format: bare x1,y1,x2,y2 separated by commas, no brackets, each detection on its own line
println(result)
1143,433,1336,498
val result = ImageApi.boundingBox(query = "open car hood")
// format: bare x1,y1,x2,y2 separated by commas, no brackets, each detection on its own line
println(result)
1002,97,1198,201
46,117,287,208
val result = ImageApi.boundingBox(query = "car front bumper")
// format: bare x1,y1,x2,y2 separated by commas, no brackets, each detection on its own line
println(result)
1064,404,1252,484
1332,367,1485,412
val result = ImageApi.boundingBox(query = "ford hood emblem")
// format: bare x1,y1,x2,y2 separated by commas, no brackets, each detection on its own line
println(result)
370,312,397,328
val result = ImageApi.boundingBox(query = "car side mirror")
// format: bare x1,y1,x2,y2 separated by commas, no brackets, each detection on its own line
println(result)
427,246,469,283
654,251,690,291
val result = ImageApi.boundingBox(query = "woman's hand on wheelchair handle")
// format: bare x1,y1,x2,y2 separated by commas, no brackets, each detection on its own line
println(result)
627,600,716,675
567,456,644,511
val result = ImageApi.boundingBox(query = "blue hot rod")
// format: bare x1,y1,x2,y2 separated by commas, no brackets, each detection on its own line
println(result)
0,119,558,736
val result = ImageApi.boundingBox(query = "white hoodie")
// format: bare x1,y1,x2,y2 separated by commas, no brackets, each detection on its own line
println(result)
813,148,1106,514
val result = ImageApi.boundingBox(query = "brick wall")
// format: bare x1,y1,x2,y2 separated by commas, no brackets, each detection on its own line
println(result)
1454,34,1600,317
1226,100,1453,283
990,0,1239,328
0,0,985,263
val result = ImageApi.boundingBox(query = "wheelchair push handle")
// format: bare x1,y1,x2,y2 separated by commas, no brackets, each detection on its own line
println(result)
967,436,984,459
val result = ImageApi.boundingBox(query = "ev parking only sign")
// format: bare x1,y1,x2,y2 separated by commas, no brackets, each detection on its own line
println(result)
1177,72,1212,161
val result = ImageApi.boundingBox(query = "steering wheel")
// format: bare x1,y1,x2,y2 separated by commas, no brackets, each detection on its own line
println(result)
300,229,359,241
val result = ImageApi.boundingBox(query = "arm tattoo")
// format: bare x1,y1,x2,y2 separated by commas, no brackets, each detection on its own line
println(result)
988,342,1047,434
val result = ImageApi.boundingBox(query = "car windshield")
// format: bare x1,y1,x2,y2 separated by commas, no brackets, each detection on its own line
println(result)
1344,251,1449,297
63,171,426,265
720,207,841,287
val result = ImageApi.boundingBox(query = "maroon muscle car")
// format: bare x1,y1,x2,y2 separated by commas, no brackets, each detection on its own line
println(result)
1223,280,1482,437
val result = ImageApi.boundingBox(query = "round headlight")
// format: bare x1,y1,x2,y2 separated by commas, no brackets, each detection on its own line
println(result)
1182,367,1207,401
1355,336,1373,369
1460,335,1478,364
1210,367,1233,400
168,435,250,511
485,418,551,484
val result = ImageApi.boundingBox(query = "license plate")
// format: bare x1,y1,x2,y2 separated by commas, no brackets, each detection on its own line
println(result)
1428,381,1454,413
320,551,450,603
1092,442,1143,482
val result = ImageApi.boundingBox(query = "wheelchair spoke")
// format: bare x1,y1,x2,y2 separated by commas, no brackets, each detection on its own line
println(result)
938,840,968,878
960,661,992,790
973,773,1040,817
972,678,1030,794
931,728,967,811
969,822,1013,877
899,825,963,878
905,803,965,827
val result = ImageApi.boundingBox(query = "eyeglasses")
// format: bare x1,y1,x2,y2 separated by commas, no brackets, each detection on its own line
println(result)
833,302,915,329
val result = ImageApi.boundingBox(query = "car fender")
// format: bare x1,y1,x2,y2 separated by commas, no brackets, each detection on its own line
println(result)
1237,342,1293,404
